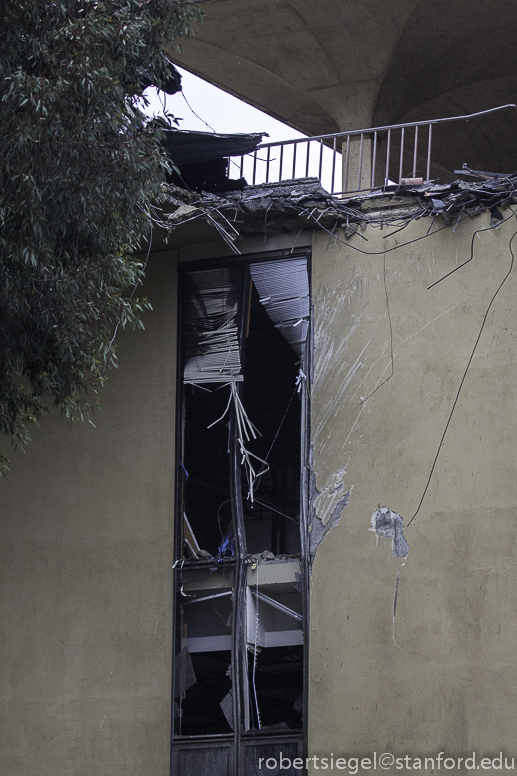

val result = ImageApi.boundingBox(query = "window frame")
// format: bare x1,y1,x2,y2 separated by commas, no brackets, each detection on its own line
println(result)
171,248,312,776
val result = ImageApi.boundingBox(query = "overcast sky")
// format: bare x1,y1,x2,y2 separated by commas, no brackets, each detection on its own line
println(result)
142,66,306,143
141,67,344,191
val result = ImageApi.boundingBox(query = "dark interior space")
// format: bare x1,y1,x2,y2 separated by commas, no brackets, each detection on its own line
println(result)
168,157,247,193
183,383,233,557
178,651,233,736
176,259,305,744
178,646,303,736
248,646,303,731
161,129,265,193
181,266,301,560
241,282,301,556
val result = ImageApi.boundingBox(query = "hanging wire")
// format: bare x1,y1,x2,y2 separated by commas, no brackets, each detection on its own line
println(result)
181,91,217,133
407,215,517,527
252,574,262,729
359,251,394,405
205,381,269,504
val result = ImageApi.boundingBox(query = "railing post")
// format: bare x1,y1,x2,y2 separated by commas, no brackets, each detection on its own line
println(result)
371,131,378,189
385,129,391,185
343,133,372,192
342,136,350,193
426,124,432,181
331,137,337,193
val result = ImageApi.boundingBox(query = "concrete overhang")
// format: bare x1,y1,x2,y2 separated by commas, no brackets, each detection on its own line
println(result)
171,0,517,176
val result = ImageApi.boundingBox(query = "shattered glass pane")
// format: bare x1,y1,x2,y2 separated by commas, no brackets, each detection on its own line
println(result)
174,646,197,698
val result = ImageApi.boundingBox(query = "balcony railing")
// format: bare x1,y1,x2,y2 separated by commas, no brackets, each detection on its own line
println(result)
230,105,516,195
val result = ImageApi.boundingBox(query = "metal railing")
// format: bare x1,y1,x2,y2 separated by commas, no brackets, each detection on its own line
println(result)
230,105,516,195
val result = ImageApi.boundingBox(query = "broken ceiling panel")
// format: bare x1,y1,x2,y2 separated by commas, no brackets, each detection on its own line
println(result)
161,129,267,166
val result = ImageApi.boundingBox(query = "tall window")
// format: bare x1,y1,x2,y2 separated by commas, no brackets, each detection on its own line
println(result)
172,253,310,776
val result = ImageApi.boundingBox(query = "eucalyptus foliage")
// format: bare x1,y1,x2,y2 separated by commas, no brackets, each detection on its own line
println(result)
0,0,201,463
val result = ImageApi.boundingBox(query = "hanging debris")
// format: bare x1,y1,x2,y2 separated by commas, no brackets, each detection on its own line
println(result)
249,259,310,357
161,171,517,247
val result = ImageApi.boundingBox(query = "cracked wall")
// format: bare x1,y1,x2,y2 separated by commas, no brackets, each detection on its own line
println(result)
308,209,517,772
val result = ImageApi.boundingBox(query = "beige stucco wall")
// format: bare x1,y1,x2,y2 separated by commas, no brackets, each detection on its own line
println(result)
0,249,178,776
5,208,517,773
309,209,517,773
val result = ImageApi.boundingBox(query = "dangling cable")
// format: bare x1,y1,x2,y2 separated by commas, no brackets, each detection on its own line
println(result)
252,575,262,729
408,216,517,526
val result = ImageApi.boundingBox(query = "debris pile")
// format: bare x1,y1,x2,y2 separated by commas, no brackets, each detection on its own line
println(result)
161,170,517,250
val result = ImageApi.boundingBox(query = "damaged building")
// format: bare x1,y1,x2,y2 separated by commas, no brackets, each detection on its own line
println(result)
3,2,517,776
163,159,517,771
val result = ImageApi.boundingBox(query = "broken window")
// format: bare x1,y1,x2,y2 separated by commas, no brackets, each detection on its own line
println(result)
172,253,310,775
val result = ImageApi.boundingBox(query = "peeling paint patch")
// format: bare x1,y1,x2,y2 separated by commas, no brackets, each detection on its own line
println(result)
369,506,410,558
310,465,351,562
313,467,348,526
310,490,350,561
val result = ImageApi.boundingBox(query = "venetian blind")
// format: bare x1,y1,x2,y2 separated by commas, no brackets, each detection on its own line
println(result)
249,258,309,357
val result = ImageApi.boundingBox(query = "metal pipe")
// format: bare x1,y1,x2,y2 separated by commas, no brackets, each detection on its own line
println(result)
251,590,303,622
299,334,311,765
229,268,251,768
182,591,232,606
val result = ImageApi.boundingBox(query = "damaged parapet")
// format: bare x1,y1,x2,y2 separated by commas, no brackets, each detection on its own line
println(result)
161,169,517,250
370,506,410,558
